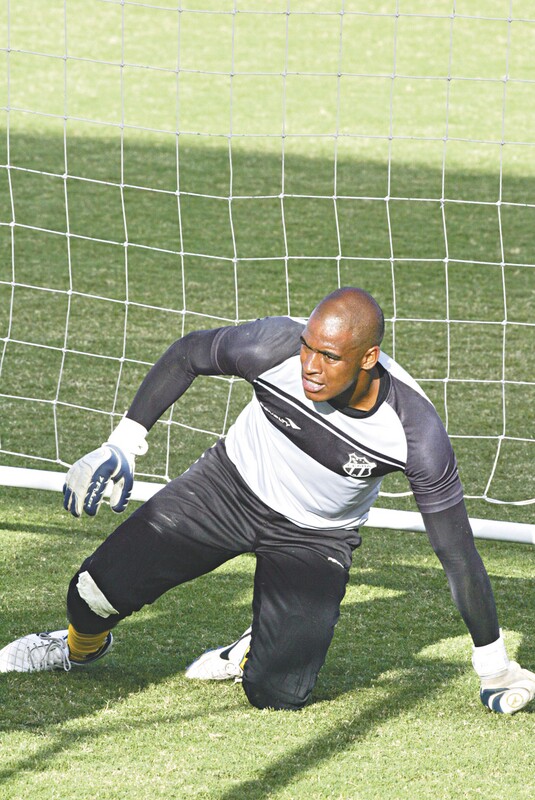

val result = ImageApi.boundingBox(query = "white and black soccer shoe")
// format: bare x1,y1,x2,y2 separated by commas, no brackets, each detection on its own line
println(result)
0,629,113,673
185,627,251,681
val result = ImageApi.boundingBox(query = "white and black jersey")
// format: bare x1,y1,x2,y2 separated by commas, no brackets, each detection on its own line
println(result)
174,315,465,531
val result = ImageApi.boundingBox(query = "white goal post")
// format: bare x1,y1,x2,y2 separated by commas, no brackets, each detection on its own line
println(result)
1,465,534,545
1,2,534,545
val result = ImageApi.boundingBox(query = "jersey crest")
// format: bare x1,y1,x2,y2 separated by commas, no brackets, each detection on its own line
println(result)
343,453,377,478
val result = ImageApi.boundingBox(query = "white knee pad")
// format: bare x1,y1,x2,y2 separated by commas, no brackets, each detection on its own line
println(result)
77,571,119,619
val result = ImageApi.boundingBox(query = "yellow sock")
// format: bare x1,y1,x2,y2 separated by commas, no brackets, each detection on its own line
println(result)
239,646,250,672
67,624,110,663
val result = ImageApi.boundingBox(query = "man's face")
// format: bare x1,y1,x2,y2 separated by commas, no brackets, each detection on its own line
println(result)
299,313,364,404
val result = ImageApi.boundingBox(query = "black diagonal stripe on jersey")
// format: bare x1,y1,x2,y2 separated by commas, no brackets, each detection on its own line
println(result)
253,377,406,474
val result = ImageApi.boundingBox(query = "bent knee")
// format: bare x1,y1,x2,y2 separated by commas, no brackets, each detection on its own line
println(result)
242,675,309,711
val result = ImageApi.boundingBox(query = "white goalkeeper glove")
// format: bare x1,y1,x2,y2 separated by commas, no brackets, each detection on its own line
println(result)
473,634,535,714
63,416,148,518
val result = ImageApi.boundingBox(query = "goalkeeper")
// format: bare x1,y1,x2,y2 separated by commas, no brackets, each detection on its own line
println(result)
1,287,534,715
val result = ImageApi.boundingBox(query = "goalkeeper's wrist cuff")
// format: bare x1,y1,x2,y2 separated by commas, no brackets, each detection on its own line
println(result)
108,415,149,456
472,632,510,678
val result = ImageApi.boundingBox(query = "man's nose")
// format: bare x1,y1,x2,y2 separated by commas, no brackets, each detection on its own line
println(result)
303,350,321,373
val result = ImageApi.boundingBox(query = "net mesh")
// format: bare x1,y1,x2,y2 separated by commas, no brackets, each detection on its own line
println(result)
1,1,534,510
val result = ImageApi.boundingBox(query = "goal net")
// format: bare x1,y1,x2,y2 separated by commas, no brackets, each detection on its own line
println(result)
1,1,534,543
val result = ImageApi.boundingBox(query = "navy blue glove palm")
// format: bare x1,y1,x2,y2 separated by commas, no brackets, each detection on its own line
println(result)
63,417,148,518
63,444,134,517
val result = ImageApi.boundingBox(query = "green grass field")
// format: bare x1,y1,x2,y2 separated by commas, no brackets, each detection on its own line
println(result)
1,2,534,798
1,489,534,800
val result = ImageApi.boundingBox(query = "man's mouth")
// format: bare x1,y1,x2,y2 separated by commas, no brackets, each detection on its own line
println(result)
302,376,325,393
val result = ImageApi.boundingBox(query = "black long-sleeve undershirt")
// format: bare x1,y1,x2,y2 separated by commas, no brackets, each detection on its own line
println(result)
127,328,224,431
422,500,500,647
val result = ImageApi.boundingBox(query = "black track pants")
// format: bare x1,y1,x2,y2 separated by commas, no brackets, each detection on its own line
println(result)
67,440,359,709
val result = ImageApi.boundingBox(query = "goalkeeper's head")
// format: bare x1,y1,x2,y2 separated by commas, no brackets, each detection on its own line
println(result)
300,287,385,408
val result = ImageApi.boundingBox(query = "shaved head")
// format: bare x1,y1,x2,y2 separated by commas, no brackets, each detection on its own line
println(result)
310,287,384,352
300,288,384,408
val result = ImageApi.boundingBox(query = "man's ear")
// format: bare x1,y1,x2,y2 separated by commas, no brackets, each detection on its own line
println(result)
361,345,380,370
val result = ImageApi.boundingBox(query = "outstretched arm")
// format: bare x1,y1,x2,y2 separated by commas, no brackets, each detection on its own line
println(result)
63,316,304,518
62,327,224,518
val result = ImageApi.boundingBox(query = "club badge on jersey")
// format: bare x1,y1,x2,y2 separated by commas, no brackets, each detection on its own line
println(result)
343,453,378,478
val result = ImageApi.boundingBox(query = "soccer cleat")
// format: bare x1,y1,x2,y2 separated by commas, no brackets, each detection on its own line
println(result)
185,627,252,681
0,630,71,673
0,629,113,673
480,661,535,714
